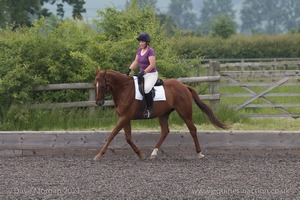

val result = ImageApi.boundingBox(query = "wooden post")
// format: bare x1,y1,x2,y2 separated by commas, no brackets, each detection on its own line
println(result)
89,89,95,101
241,59,245,71
207,61,220,108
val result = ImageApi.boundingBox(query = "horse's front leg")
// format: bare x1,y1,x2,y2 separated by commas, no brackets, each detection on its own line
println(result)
124,122,144,159
94,117,127,160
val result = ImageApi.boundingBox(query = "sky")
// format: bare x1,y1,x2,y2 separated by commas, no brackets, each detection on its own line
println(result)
45,0,171,20
45,0,243,25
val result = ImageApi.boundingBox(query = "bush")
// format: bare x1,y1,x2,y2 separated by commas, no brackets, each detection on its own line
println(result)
210,15,237,39
175,34,300,59
93,2,190,78
0,1,193,129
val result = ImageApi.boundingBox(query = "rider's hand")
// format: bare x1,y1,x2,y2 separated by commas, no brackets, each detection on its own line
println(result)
137,71,145,78
125,68,131,76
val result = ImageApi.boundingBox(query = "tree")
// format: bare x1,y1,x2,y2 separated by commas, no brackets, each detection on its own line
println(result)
0,0,86,29
67,0,86,19
0,0,46,28
167,0,197,30
94,0,190,77
139,0,157,9
41,0,86,19
281,0,300,32
240,0,290,34
156,13,177,35
125,0,157,11
0,1,6,28
198,0,235,35
240,0,262,34
210,14,237,38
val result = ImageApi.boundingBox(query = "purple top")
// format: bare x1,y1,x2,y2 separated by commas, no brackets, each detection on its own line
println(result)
137,47,157,73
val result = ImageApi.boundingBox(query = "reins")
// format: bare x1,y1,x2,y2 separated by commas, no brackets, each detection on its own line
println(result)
103,70,110,96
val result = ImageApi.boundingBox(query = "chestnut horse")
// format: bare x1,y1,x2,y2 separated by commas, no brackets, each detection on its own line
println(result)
94,68,226,160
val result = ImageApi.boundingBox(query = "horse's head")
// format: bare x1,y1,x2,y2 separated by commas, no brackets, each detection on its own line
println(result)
94,67,109,106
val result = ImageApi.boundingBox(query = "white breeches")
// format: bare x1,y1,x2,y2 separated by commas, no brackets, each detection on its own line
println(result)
144,71,158,94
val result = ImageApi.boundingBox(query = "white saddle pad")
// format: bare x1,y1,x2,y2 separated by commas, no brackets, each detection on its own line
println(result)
133,76,166,101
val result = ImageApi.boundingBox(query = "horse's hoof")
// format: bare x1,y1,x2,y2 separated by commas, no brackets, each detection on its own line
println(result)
198,152,205,158
150,148,159,159
94,155,101,161
139,153,145,159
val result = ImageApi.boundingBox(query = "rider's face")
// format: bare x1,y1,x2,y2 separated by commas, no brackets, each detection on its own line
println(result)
139,41,147,49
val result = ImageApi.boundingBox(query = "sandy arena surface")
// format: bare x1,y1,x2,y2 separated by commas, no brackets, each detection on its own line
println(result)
0,149,299,200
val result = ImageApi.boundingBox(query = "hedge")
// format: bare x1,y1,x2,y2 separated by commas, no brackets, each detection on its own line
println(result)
174,34,300,59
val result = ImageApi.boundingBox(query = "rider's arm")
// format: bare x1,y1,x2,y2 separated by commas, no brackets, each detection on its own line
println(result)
129,55,139,70
145,55,155,74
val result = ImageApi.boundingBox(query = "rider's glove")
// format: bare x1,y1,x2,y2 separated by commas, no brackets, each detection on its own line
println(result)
137,70,145,78
125,68,131,76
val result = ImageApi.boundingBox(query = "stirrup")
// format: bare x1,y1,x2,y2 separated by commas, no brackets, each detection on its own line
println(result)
144,110,152,118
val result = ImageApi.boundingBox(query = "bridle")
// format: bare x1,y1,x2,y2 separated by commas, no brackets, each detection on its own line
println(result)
95,70,110,102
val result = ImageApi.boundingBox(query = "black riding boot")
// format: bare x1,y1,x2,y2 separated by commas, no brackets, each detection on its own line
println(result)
144,91,153,118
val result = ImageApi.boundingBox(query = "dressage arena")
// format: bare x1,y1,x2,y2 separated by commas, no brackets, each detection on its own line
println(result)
1,131,300,199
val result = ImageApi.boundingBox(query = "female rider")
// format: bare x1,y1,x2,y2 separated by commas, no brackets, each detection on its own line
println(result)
126,32,158,118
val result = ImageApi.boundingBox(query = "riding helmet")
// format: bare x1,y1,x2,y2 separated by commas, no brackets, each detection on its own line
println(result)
136,32,151,43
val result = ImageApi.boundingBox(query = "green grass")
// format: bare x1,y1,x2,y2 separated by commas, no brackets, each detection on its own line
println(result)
1,104,299,131
0,103,242,131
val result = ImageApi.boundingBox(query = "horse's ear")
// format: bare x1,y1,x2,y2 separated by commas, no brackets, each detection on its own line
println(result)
95,66,100,74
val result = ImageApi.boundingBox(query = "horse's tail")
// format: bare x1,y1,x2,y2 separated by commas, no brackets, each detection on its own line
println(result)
187,86,227,129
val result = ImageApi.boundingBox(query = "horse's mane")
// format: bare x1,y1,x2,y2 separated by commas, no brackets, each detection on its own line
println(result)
104,69,134,90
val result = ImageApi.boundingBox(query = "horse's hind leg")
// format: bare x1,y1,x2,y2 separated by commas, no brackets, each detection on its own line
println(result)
184,118,204,158
124,122,144,159
177,109,204,158
151,112,171,159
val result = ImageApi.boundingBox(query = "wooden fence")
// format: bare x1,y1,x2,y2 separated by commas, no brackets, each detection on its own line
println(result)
30,75,220,109
202,60,300,118
30,60,300,118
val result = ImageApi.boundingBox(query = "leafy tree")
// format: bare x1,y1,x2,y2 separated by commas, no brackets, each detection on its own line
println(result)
94,0,190,77
0,0,193,127
156,13,177,35
198,0,235,35
0,0,86,29
167,0,197,30
139,0,156,9
42,0,86,19
281,0,300,31
0,17,98,127
210,14,237,38
240,0,261,34
0,0,6,27
67,0,86,19
0,0,46,28
289,26,300,33
241,0,300,35
125,0,157,11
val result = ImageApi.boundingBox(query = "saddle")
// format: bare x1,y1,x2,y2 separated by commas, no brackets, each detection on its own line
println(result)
135,76,164,119
138,76,164,97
